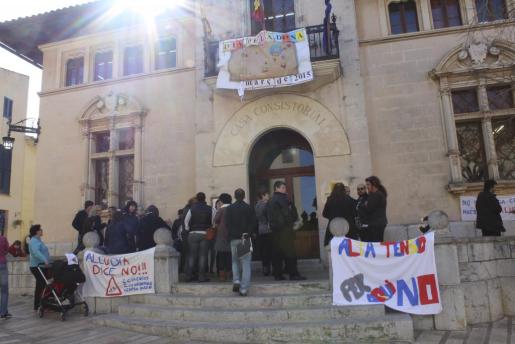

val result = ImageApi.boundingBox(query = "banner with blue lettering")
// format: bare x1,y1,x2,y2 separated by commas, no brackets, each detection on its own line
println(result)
331,232,442,314
82,248,155,298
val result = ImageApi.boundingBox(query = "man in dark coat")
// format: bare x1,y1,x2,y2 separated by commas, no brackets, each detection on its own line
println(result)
120,200,139,253
184,192,215,282
225,188,256,296
476,180,505,236
267,181,306,281
105,210,133,254
137,205,171,251
72,200,93,255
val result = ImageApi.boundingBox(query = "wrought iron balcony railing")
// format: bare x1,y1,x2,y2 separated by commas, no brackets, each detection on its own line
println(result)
204,23,340,78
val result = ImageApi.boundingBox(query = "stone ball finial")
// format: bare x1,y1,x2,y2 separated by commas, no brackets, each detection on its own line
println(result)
83,231,100,248
427,210,449,230
154,228,173,246
329,217,349,237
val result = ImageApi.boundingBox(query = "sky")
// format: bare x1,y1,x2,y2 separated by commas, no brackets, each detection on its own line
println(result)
0,1,92,119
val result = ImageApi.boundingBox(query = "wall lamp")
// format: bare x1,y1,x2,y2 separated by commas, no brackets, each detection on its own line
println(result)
2,118,41,150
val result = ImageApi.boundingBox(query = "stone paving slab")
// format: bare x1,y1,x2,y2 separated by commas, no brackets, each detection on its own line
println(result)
0,296,513,343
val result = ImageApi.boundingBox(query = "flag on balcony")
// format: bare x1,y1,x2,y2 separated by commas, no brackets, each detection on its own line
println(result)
251,0,265,30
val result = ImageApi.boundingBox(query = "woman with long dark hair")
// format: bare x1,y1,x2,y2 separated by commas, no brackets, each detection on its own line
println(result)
28,225,50,311
362,176,388,242
322,182,358,246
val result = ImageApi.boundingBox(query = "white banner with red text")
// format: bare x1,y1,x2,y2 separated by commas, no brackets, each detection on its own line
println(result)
83,248,155,298
331,232,442,315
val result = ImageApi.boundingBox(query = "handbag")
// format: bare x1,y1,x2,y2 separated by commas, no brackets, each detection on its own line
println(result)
205,227,217,241
236,234,253,258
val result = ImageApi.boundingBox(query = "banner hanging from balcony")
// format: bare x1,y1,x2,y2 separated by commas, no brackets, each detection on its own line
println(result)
216,28,313,94
331,232,442,315
82,248,155,298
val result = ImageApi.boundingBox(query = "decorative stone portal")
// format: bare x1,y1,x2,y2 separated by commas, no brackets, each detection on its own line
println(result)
212,94,351,261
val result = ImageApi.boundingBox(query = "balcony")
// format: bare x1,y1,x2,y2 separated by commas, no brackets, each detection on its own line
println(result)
204,23,340,78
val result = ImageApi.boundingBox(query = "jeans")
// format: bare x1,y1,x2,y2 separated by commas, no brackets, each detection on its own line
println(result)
0,263,8,316
186,233,209,281
230,239,252,293
73,233,85,255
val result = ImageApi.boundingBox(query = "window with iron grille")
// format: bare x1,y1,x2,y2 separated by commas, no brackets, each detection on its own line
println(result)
388,0,420,35
492,117,515,180
155,37,177,70
93,132,110,153
0,146,12,194
451,89,480,114
475,0,507,22
456,121,488,182
431,0,462,28
65,57,84,86
123,45,143,76
94,51,113,81
487,85,513,110
3,97,13,121
118,156,134,208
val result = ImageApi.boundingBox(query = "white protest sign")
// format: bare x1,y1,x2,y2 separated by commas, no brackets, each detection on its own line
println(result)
216,29,313,92
331,232,442,315
460,195,515,221
83,248,155,298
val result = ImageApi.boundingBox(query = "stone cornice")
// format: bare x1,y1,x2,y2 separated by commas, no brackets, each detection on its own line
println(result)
39,67,196,97
359,20,515,46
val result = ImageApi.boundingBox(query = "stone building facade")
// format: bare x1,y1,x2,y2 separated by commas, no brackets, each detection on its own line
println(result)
1,0,513,257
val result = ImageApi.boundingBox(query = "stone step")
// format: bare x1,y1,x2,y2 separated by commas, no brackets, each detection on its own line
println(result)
172,280,329,296
144,292,333,309
250,258,326,272
118,303,385,322
94,313,413,343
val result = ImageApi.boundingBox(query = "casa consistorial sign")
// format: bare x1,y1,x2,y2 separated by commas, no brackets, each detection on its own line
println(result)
216,29,313,94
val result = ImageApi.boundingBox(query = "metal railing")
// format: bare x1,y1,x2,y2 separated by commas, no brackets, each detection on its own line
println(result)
204,23,340,78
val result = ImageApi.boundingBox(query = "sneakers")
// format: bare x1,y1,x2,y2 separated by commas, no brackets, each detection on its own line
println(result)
232,283,240,292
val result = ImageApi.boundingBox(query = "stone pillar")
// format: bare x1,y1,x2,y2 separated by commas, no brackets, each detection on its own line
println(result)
478,83,500,179
108,118,118,207
428,210,467,330
327,218,349,291
439,84,463,183
82,128,94,203
153,228,180,293
133,122,143,206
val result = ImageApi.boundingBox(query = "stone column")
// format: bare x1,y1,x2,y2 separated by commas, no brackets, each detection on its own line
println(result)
153,228,180,293
133,121,143,206
327,218,349,291
478,82,500,179
82,127,94,203
419,0,433,31
107,118,118,207
440,84,463,183
428,210,467,330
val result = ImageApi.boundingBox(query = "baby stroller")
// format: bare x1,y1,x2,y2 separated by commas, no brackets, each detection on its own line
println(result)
37,255,89,321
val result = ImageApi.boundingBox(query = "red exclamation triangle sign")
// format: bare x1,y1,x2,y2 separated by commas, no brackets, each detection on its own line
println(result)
105,276,123,297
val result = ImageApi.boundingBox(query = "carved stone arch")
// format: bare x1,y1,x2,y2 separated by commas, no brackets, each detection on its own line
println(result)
432,39,515,77
80,92,146,122
213,93,350,167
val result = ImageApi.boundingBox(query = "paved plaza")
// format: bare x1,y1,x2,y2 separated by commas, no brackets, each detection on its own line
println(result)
0,296,512,343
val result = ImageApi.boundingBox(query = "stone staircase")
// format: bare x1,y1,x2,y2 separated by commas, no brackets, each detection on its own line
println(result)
94,279,414,343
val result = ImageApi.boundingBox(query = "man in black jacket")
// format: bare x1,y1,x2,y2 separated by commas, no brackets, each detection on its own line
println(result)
267,181,306,281
137,205,171,251
72,200,93,255
225,188,256,296
476,180,505,236
184,192,215,282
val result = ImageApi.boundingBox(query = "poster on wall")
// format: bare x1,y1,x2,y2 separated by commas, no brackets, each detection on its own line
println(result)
216,28,313,94
331,232,442,315
82,248,155,298
460,195,515,221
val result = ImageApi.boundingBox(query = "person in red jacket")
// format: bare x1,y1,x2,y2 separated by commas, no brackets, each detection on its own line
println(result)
8,240,26,257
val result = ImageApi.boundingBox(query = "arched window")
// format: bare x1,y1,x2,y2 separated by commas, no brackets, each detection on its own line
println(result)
388,0,419,35
431,0,462,28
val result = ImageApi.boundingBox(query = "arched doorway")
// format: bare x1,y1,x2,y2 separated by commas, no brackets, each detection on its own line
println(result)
248,128,319,259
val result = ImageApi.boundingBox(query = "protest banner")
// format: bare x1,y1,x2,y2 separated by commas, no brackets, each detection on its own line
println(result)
216,28,313,93
460,195,515,221
82,248,155,298
331,232,442,315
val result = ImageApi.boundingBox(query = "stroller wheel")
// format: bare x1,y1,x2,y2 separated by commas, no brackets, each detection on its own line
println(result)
37,307,44,318
60,312,66,321
83,303,89,317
